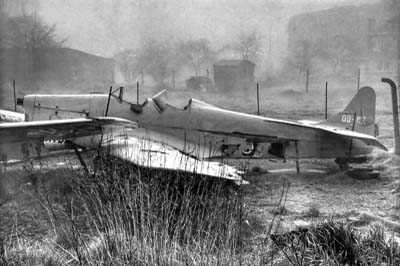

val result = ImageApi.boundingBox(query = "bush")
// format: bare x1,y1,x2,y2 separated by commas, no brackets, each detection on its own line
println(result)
305,204,320,218
271,221,400,266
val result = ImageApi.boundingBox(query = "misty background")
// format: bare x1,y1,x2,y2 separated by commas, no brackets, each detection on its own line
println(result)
1,0,397,110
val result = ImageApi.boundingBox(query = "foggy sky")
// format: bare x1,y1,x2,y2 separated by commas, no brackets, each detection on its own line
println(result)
36,0,378,70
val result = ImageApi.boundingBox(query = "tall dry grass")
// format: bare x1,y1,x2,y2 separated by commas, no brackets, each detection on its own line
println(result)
2,152,247,265
1,152,400,265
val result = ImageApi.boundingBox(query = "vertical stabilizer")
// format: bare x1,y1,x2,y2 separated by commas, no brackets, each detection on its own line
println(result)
320,86,377,136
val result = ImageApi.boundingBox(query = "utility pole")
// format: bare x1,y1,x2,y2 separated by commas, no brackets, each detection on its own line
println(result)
357,68,360,91
256,83,260,115
325,81,328,120
206,69,209,88
172,70,175,89
398,1,400,86
136,81,139,105
13,80,16,111
306,69,309,93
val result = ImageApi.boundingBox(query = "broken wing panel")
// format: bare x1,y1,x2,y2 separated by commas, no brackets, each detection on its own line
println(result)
104,134,245,183
0,117,137,144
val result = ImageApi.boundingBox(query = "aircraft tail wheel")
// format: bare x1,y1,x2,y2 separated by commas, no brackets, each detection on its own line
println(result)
335,158,349,171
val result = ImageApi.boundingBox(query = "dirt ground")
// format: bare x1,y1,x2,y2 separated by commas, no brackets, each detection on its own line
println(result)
239,156,399,237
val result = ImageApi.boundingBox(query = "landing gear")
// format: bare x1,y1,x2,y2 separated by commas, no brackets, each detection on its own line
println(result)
339,164,350,171
335,157,352,171
67,141,89,175
241,142,257,156
0,155,7,172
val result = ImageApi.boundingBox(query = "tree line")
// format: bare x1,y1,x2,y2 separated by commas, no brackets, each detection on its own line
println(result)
0,0,66,50
114,31,262,86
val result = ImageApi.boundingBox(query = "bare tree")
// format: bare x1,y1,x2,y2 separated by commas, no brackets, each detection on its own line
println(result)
115,49,138,83
179,39,215,75
1,3,66,50
233,30,262,62
0,0,38,16
18,12,67,49
324,35,365,78
263,1,284,60
135,40,182,85
287,39,322,76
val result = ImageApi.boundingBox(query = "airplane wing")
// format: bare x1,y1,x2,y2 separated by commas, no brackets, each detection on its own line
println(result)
230,116,387,151
0,117,137,144
0,117,244,183
103,133,244,182
297,118,387,150
195,122,386,151
311,124,388,151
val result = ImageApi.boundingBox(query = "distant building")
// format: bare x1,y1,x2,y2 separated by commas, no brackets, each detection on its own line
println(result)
213,59,255,91
286,0,399,82
185,76,213,91
0,47,115,108
0,47,114,90
364,12,399,80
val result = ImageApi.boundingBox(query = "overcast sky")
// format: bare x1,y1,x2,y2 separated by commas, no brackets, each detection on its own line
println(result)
35,0,377,69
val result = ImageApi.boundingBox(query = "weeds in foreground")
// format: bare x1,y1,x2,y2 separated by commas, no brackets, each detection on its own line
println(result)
271,221,400,266
4,153,245,265
2,153,400,265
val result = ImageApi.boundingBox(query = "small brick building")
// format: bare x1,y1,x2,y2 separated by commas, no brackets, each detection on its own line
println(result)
213,59,255,91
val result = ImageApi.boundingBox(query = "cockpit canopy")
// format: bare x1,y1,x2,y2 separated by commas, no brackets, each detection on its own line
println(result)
130,89,219,114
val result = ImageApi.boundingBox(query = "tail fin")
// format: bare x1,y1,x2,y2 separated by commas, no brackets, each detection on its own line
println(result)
321,86,377,136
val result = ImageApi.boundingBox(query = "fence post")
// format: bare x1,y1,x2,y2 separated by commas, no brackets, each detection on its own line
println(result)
137,81,139,105
13,80,16,111
206,69,209,88
256,83,260,116
172,70,175,89
325,81,328,119
306,69,309,93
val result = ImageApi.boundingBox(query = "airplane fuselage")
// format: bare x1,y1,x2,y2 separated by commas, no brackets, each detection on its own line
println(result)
15,93,373,162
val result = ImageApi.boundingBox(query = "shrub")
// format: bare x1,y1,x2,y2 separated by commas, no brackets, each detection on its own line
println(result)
271,221,400,266
305,204,320,218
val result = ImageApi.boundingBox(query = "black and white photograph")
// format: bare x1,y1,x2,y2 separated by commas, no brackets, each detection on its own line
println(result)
1,0,400,265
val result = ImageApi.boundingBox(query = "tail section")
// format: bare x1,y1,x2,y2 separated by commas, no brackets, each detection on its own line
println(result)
321,86,378,136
